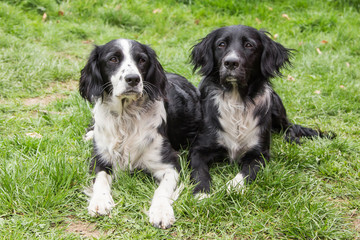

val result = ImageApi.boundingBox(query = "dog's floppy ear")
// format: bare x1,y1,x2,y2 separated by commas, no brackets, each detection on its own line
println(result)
144,45,167,101
191,31,217,76
259,31,293,79
79,45,104,103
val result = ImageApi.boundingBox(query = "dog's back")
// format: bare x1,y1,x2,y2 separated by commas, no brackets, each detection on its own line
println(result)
165,73,202,150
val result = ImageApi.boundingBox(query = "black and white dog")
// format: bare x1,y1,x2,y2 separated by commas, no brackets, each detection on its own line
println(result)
189,25,332,196
79,39,201,229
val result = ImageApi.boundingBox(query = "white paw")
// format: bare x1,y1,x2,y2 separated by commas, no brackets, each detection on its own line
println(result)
148,198,175,229
88,193,115,217
226,173,246,194
194,193,211,200
84,130,94,141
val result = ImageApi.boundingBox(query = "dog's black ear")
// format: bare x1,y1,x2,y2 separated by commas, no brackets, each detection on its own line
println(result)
259,31,293,79
79,45,104,103
144,45,167,101
190,31,216,76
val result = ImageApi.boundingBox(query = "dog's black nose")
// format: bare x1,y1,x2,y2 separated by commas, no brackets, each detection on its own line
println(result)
224,57,240,70
125,74,140,87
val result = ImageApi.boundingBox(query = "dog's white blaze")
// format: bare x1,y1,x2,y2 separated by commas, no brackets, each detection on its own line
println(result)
215,86,272,161
111,39,143,97
226,50,239,60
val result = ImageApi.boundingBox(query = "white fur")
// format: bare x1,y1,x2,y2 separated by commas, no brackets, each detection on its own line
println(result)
89,99,181,229
148,168,179,229
226,172,246,194
87,39,181,228
87,171,115,216
84,130,94,141
194,193,211,200
92,39,166,172
214,86,271,161
224,51,239,63
90,98,180,227
86,39,181,228
93,98,167,172
111,39,143,97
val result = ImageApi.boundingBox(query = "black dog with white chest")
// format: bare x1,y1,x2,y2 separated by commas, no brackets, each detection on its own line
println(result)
189,25,331,196
79,39,201,229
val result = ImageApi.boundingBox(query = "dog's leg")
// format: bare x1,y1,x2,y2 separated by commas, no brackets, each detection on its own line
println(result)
87,170,115,216
271,90,334,143
148,168,179,229
271,91,291,133
87,157,114,216
227,149,270,194
189,148,212,196
189,145,226,198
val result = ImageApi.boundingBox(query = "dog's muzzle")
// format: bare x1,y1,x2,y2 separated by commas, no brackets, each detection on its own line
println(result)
220,55,248,88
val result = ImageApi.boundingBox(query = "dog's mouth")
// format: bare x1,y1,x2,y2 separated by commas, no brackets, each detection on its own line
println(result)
220,64,247,82
115,89,143,100
220,72,248,88
224,76,238,83
123,90,140,95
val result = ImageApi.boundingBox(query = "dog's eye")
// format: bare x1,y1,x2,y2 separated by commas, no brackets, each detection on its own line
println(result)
218,42,226,48
109,57,119,63
244,42,253,48
139,58,146,64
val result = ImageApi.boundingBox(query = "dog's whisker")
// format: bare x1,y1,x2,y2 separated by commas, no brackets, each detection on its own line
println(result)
143,84,157,97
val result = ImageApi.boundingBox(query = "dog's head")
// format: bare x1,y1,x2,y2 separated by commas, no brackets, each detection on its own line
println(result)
191,25,292,89
80,39,167,103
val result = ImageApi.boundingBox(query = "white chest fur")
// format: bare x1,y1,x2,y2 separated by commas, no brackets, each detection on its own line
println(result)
215,87,271,161
93,98,166,171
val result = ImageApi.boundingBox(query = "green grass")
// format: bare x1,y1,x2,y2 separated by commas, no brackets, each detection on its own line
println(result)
1,0,359,238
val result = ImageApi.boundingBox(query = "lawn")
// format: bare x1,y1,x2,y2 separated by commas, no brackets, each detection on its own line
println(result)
0,0,359,239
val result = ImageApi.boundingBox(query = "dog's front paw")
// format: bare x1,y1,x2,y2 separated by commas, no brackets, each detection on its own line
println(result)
226,173,246,194
84,130,94,141
194,192,211,200
88,193,115,217
149,199,175,229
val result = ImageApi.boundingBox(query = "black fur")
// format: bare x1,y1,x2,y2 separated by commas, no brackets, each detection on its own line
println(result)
189,25,333,194
165,73,202,150
80,40,201,160
80,39,202,228
80,40,167,103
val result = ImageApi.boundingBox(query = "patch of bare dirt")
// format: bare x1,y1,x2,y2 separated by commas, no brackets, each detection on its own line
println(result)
47,80,78,92
64,220,102,238
23,94,68,106
350,209,360,236
23,80,78,106
354,218,360,232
